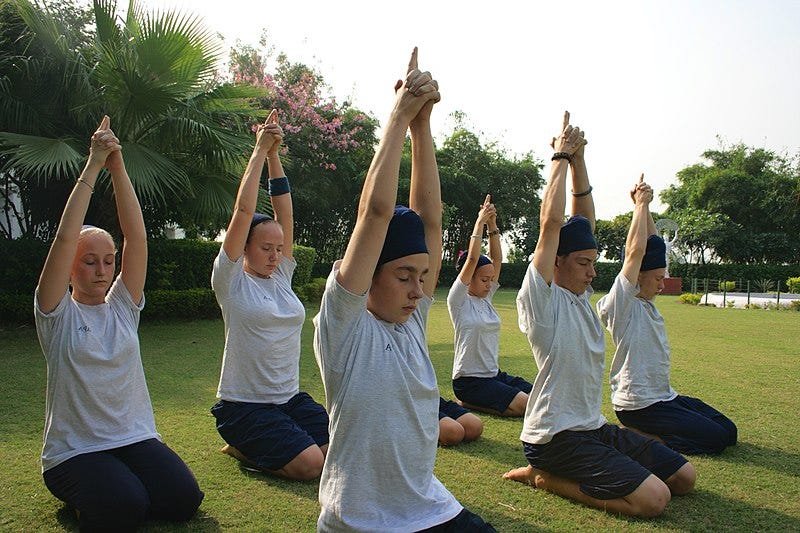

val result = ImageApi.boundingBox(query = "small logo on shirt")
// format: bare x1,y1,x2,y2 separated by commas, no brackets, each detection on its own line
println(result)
385,343,392,351
77,325,91,333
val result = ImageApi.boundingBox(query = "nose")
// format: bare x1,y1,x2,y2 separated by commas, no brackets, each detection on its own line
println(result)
588,263,596,279
410,280,424,299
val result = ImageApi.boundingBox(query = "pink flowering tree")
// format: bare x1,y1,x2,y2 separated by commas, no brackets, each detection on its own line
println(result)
229,43,377,261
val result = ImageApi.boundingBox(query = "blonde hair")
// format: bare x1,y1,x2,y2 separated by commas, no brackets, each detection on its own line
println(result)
78,226,116,252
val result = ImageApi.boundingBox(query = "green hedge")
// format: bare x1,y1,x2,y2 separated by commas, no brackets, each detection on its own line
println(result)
0,238,316,294
0,237,317,324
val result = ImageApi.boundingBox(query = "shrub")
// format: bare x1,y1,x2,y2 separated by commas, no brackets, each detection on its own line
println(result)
296,277,327,304
745,303,762,309
719,280,736,292
787,277,800,294
291,245,316,289
754,279,776,293
0,292,32,325
789,300,800,311
142,289,220,321
726,299,736,308
679,293,701,305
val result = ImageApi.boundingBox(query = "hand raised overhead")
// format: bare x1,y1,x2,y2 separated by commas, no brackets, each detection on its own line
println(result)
393,47,440,120
478,194,496,223
631,173,653,204
256,109,284,154
89,115,122,168
552,110,586,155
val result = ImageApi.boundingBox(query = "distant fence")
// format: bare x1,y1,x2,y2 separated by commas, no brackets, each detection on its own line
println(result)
689,278,800,309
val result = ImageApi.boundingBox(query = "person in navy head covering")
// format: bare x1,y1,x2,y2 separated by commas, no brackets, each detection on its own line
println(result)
598,176,737,456
446,195,532,419
505,115,695,518
312,49,495,532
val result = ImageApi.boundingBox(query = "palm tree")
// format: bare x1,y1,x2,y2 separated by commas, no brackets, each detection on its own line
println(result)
0,0,265,239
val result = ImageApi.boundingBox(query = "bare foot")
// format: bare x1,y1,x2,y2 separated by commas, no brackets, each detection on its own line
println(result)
502,465,538,486
221,445,258,468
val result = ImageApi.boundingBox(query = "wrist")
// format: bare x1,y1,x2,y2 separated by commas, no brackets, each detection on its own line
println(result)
551,151,572,163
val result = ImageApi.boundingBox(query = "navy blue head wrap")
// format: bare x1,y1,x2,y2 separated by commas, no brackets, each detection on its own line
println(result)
376,206,428,267
557,215,597,256
641,235,667,271
456,250,491,271
247,213,274,240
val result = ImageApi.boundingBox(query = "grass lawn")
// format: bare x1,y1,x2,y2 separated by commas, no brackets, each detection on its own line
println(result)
1,289,799,532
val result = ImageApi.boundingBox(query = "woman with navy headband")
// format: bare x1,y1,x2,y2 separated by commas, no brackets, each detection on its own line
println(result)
447,194,532,417
35,116,203,531
210,109,329,480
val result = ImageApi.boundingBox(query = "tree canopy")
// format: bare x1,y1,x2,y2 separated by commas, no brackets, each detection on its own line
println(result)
660,142,800,264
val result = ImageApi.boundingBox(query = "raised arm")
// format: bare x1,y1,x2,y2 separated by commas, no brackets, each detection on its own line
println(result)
458,195,494,285
533,112,586,284
569,128,595,230
486,198,502,282
104,121,147,305
408,60,442,298
621,174,654,284
37,116,120,313
222,109,279,262
264,111,294,259
337,48,438,295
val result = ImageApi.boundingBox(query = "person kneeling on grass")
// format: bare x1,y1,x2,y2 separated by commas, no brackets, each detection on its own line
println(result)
210,110,329,481
35,116,203,531
596,175,737,456
503,112,695,518
438,397,484,446
313,48,495,532
447,194,532,417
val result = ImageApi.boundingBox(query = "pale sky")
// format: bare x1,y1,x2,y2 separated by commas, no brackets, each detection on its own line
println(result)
141,0,800,220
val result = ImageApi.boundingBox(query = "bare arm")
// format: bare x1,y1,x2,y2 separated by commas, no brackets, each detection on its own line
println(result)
106,137,147,305
458,195,493,285
264,111,294,259
37,116,119,313
222,110,278,262
337,48,438,295
533,112,586,284
621,175,654,284
569,141,595,231
408,83,442,298
487,201,502,282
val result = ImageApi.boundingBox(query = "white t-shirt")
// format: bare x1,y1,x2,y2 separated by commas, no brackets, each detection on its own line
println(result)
447,277,501,379
596,273,678,411
313,265,462,533
516,264,607,445
34,277,159,472
211,248,305,405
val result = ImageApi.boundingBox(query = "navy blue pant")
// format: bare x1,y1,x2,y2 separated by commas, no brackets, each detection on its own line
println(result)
416,508,496,532
616,395,737,455
43,439,203,532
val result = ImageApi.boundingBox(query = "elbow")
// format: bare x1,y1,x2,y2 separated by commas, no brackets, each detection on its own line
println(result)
540,216,564,233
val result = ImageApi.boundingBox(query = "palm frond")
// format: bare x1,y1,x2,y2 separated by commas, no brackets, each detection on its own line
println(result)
118,142,191,204
0,132,84,181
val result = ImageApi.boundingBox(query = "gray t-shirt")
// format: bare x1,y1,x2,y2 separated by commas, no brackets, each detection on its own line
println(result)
313,265,462,532
34,277,159,472
447,278,501,379
516,264,607,445
212,248,304,404
596,273,678,411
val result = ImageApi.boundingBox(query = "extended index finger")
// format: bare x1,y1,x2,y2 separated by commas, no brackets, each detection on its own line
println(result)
97,115,110,131
639,173,644,183
562,110,570,131
484,194,491,206
407,47,418,74
265,109,277,125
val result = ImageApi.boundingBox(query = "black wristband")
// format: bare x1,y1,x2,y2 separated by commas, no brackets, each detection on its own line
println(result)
571,185,593,197
551,151,572,163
